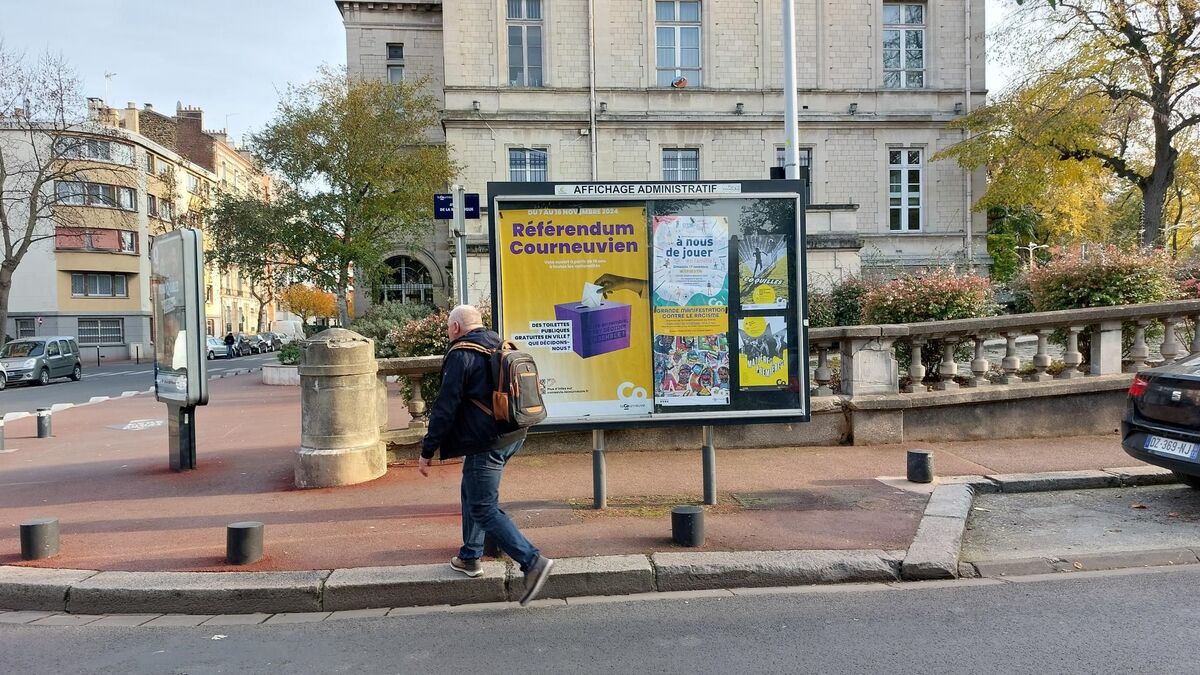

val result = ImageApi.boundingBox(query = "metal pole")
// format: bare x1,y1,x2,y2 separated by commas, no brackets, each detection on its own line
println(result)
702,425,716,505
592,429,607,509
782,0,801,180
453,183,469,306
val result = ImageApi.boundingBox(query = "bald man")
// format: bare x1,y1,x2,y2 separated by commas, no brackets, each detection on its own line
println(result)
418,304,554,606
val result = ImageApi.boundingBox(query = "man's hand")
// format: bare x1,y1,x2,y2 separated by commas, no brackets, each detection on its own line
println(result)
594,273,648,298
418,456,432,477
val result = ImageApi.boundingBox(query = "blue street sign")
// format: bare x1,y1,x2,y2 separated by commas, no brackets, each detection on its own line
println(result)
464,192,480,219
434,193,453,219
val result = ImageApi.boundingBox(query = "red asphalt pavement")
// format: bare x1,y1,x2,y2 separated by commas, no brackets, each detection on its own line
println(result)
0,374,1134,572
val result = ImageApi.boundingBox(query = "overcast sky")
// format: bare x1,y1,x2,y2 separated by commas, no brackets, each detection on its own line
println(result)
3,0,1014,143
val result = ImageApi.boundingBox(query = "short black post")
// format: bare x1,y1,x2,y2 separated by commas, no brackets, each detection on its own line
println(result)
592,429,607,510
36,408,51,438
20,518,60,560
701,425,716,506
907,449,934,483
671,505,704,547
226,521,264,565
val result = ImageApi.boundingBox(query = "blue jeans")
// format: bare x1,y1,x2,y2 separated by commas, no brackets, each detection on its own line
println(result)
226,345,234,358
458,438,540,573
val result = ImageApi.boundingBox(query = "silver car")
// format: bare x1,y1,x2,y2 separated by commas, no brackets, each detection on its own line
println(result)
0,336,83,385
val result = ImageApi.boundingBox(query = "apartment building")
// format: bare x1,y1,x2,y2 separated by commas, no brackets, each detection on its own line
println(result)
338,0,988,310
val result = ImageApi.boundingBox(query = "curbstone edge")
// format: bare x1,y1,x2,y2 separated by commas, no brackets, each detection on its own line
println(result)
66,570,329,615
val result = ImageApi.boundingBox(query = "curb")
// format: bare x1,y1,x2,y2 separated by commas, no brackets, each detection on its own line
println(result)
0,466,1183,616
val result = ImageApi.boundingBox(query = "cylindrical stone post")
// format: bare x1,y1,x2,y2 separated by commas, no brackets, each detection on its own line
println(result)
671,506,704,547
295,328,386,488
226,521,264,565
20,518,60,560
36,408,51,438
907,449,934,483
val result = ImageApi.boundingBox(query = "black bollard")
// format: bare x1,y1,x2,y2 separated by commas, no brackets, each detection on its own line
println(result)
36,409,51,438
20,518,60,560
671,506,705,547
907,449,935,483
226,521,264,565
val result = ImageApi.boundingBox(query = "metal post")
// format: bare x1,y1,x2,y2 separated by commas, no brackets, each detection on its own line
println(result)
168,403,197,471
702,425,716,505
96,346,102,367
453,183,469,306
782,0,801,180
592,429,607,509
20,518,60,560
36,408,51,438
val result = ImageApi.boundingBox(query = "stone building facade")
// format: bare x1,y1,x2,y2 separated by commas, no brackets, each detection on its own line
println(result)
337,0,988,310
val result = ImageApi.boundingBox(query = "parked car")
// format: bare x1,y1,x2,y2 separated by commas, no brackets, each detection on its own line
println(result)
258,332,282,352
206,336,228,360
1122,354,1200,489
232,334,254,357
0,336,83,386
246,334,271,354
0,361,6,391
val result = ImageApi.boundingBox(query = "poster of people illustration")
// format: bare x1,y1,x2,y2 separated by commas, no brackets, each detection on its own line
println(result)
737,316,789,389
738,232,789,310
651,215,731,406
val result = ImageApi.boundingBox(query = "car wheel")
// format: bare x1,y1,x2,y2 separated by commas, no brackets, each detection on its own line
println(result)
0,372,6,391
1173,471,1200,490
37,368,50,386
70,364,82,381
207,350,214,360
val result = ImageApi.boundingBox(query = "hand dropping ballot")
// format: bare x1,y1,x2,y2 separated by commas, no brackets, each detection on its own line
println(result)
539,281,632,359
580,282,605,308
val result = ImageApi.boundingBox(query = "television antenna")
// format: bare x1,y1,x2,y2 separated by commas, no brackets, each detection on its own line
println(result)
104,72,117,102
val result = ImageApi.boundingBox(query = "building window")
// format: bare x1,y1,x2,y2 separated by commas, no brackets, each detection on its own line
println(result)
656,1,702,87
186,174,201,194
883,3,925,89
507,0,543,87
386,42,405,84
387,43,404,60
663,148,700,181
508,147,548,182
379,255,434,305
147,194,157,217
71,273,128,298
78,318,124,345
774,147,813,170
15,318,35,338
888,148,923,231
119,231,136,253
55,137,134,165
54,181,136,211
387,65,405,84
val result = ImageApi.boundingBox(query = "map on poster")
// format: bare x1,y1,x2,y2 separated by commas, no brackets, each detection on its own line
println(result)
738,316,789,389
738,233,789,310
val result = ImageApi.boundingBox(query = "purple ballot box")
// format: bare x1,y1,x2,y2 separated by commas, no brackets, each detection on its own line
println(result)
554,301,632,358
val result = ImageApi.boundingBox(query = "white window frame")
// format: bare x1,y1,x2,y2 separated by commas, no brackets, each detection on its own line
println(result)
55,136,134,166
71,273,129,298
55,181,136,211
663,148,700,181
386,42,405,84
78,318,124,345
387,65,405,84
888,148,924,232
774,146,813,170
119,231,136,253
507,0,544,87
883,3,926,89
655,1,702,88
508,147,548,182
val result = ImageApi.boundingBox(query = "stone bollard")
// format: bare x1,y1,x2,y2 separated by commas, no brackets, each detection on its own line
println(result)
226,521,264,565
36,408,52,438
295,328,386,488
671,506,705,547
21,518,60,560
907,449,934,483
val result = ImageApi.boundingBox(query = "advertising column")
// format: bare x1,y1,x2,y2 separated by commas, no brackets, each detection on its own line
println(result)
497,205,653,420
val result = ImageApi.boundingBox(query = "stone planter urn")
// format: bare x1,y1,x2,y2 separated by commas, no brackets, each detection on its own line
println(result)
261,363,300,386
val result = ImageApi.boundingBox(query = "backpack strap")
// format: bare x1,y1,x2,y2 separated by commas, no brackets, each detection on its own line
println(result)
448,341,497,417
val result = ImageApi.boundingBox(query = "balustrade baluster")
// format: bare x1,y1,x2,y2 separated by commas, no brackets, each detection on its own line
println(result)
1000,332,1022,385
1031,329,1053,382
967,335,989,387
1058,326,1084,379
907,339,926,393
407,373,428,428
935,336,960,390
1161,318,1182,364
814,342,833,397
1128,321,1150,372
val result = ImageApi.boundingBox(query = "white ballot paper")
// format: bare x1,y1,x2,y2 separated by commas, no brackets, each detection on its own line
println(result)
581,282,605,308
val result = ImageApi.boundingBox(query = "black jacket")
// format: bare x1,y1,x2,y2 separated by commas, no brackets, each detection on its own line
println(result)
421,328,526,460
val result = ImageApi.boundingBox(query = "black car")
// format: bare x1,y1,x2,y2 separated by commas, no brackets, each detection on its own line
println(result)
1122,354,1200,489
231,335,254,357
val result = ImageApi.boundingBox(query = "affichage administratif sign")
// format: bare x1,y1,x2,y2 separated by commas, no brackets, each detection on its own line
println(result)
554,183,743,196
488,180,810,432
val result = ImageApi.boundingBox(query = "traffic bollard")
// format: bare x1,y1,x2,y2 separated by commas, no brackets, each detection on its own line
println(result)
36,408,51,438
907,449,934,483
671,505,704,547
226,521,264,565
20,518,60,560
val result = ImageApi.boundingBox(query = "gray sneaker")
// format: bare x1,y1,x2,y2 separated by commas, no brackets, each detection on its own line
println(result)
450,556,483,578
519,556,555,607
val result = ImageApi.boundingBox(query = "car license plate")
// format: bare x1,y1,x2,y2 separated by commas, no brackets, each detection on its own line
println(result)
1145,435,1198,461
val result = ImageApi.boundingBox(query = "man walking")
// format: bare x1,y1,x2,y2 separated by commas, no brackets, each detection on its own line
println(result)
418,305,554,606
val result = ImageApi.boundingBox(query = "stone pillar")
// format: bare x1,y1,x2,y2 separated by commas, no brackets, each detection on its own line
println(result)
1089,321,1124,375
295,328,386,489
839,333,900,397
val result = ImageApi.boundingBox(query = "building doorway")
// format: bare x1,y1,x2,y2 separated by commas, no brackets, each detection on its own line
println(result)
378,255,434,305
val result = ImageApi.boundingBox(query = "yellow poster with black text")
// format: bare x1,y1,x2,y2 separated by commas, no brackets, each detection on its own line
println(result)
498,205,653,420
737,316,789,389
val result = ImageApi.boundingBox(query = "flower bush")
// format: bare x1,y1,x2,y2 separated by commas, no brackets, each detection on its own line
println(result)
385,305,493,403
807,291,836,329
830,276,878,326
349,301,436,358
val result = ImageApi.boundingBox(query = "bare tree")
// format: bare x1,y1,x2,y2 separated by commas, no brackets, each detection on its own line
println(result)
0,43,121,342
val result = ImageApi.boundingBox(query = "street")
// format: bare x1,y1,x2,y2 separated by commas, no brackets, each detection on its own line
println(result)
0,567,1194,674
0,352,276,417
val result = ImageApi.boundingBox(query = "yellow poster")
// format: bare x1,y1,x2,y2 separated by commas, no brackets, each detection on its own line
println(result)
737,316,789,389
498,205,653,419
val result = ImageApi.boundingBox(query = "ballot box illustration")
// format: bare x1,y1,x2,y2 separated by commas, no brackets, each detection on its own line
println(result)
554,301,632,358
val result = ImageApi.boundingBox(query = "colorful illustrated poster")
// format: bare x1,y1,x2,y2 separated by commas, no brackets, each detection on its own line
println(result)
738,233,789,310
738,316,789,389
498,205,653,419
652,215,731,406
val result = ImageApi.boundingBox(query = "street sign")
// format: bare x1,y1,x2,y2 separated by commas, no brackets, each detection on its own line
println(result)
434,192,481,220
463,192,480,219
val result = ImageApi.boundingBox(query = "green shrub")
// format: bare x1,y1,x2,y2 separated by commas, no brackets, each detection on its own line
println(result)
807,290,836,329
350,302,436,357
862,269,998,376
829,276,878,326
987,232,1021,285
277,342,301,365
385,305,493,404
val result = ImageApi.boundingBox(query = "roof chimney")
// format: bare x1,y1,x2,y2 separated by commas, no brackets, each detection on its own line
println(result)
144,103,153,111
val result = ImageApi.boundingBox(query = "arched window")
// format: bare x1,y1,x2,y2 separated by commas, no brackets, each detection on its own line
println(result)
379,255,434,305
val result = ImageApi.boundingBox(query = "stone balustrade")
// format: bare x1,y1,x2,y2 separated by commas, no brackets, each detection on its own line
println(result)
376,355,442,445
809,299,1200,397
